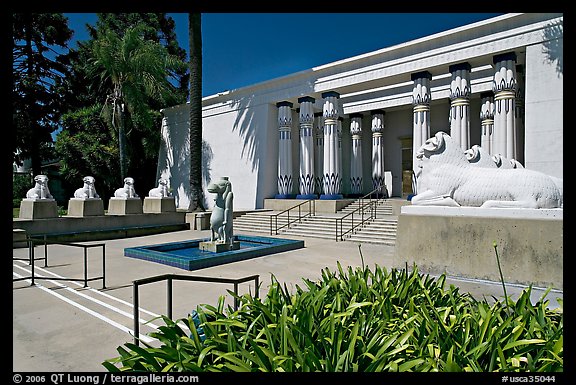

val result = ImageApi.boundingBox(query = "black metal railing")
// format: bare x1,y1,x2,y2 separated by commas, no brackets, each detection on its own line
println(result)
132,273,260,346
269,199,315,235
12,236,106,288
335,184,386,241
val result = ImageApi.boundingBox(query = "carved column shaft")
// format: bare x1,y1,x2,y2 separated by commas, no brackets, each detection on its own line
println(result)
276,101,293,197
349,114,363,195
492,52,517,159
371,111,386,195
411,71,432,194
321,91,343,198
297,96,316,198
480,91,495,154
449,62,471,151
515,64,525,163
314,113,324,195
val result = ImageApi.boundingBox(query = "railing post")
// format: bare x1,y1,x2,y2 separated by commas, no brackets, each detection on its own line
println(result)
133,282,139,346
101,245,106,289
30,239,35,286
234,282,239,310
43,235,48,267
83,246,88,287
167,276,173,320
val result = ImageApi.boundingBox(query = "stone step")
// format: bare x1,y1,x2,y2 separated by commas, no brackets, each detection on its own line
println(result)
232,198,399,245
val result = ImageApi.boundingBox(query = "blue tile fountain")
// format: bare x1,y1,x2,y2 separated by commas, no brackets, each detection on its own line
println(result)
124,235,304,271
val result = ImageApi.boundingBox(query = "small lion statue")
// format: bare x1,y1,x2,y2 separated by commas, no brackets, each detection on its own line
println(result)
207,177,234,244
26,174,53,200
114,177,138,198
148,178,170,197
74,176,100,199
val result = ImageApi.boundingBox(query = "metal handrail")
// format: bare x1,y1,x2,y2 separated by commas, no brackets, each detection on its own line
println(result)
132,273,259,346
335,184,386,241
269,199,315,235
12,237,106,288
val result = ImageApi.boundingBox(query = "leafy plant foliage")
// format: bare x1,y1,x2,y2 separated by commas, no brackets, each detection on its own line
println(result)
103,264,563,372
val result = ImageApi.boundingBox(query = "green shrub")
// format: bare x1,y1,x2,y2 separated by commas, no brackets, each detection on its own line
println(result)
103,264,563,372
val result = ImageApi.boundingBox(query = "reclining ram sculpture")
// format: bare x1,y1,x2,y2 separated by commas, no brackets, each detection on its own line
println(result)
412,131,562,208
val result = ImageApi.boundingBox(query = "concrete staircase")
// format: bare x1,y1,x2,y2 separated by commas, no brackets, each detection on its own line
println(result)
233,199,398,246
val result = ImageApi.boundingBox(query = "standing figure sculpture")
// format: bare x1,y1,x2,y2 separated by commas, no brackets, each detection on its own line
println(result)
208,177,234,245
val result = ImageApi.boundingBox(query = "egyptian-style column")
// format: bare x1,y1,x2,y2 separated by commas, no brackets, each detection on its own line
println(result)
275,101,294,198
337,117,344,194
320,91,343,199
371,110,386,196
349,113,363,196
314,112,324,195
515,64,525,164
297,96,317,199
411,71,432,194
492,52,517,159
449,62,471,151
480,92,495,154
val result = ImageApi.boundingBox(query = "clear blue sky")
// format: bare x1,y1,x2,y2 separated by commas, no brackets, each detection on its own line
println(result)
64,13,504,98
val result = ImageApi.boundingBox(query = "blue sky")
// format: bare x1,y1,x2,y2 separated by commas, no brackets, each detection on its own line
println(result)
64,13,504,98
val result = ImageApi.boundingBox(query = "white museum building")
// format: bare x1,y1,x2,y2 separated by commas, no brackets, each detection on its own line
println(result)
157,13,563,211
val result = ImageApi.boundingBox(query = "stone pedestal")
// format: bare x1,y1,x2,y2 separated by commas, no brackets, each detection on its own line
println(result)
199,240,241,253
107,197,143,215
19,199,59,219
67,198,105,217
13,229,28,249
143,197,176,213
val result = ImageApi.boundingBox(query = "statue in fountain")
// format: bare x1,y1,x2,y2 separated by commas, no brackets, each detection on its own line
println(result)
199,177,240,252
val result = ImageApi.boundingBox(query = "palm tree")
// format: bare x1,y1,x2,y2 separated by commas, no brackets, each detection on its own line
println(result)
89,23,186,183
188,13,205,212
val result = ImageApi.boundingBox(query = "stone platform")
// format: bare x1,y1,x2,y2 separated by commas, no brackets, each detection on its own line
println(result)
198,240,241,253
143,197,176,213
19,199,59,219
67,198,105,216
108,197,143,215
395,206,563,289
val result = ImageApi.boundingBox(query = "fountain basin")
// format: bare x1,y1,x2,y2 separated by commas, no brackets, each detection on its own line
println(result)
124,235,304,271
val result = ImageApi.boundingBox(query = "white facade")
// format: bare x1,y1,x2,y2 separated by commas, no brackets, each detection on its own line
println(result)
158,13,563,210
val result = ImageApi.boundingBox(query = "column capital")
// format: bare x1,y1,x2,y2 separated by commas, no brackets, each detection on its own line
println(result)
321,91,340,99
276,101,293,108
411,71,432,81
350,114,362,136
449,62,471,73
297,96,315,104
493,52,517,64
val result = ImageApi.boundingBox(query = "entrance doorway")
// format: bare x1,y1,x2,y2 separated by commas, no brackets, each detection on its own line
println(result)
400,137,413,198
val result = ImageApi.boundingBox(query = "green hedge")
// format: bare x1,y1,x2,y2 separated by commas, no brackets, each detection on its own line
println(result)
103,264,563,372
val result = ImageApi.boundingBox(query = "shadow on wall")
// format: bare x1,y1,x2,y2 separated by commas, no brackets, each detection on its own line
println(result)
157,114,213,210
542,19,563,76
201,139,213,209
230,94,258,173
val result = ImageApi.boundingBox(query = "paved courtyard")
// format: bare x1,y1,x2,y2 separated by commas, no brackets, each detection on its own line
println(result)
13,227,563,372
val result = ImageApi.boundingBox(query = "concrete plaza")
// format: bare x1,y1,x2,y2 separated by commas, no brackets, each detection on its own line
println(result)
13,227,563,372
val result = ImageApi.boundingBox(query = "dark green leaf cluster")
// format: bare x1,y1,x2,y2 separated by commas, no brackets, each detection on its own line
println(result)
103,264,563,372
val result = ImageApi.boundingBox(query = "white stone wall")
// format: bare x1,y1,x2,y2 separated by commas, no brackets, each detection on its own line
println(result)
524,41,563,178
157,13,563,210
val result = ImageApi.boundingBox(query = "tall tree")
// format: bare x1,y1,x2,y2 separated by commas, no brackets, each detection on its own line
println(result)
188,12,205,211
87,23,186,183
12,13,73,176
56,14,188,196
